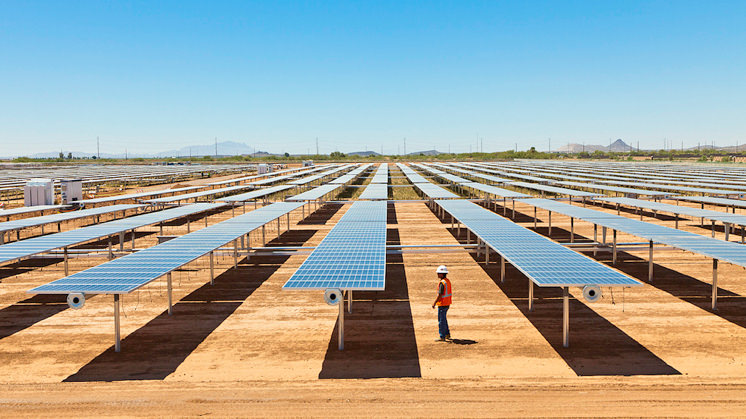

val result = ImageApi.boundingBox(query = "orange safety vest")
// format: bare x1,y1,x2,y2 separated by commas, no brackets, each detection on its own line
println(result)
437,278,452,306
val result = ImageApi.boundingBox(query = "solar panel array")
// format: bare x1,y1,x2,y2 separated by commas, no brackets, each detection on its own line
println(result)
508,181,602,198
0,203,226,265
595,197,746,226
521,198,746,268
289,164,354,185
370,164,389,183
30,202,304,294
78,186,203,205
218,184,296,202
432,163,510,183
412,164,471,184
283,201,387,291
0,204,144,234
358,182,388,200
330,164,372,184
144,184,255,204
397,163,459,199
436,199,641,287
675,195,746,209
0,205,67,219
287,184,345,201
462,182,531,199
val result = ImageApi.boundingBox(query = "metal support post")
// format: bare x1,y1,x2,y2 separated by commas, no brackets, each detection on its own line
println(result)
528,281,534,312
500,256,505,282
570,217,575,243
348,290,352,313
593,224,598,256
512,199,515,218
648,240,654,282
114,295,121,352
712,259,719,310
233,239,238,268
64,247,69,276
209,251,214,285
167,273,173,315
602,226,607,246
534,207,537,229
159,222,163,235
725,224,730,241
277,218,281,238
562,287,570,348
131,229,135,249
548,211,552,236
338,296,345,350
712,220,715,238
675,216,679,229
262,225,266,245
612,230,617,265
108,237,113,259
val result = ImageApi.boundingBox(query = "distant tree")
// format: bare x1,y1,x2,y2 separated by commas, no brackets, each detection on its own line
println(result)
284,152,290,157
91,155,97,159
67,152,73,159
58,151,64,159
529,146,537,153
329,151,346,159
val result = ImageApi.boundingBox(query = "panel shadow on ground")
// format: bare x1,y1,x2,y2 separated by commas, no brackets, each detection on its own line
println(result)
318,228,421,379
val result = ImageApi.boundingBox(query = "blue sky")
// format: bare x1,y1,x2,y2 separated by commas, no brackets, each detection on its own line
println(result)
1,1,744,155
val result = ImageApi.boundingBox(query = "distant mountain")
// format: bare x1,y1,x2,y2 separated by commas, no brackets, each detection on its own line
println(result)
156,141,254,157
407,150,442,156
556,139,632,153
348,151,381,157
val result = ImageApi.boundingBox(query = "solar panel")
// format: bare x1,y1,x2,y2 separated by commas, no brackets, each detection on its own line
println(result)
29,202,304,294
283,201,387,291
0,205,67,218
556,181,670,197
0,204,144,234
436,200,641,287
397,164,459,198
433,163,511,183
289,164,355,185
358,182,388,200
77,186,203,205
508,181,602,197
675,195,746,209
370,164,389,183
330,164,373,184
0,203,226,266
219,185,296,202
595,197,746,226
520,198,746,268
462,182,530,199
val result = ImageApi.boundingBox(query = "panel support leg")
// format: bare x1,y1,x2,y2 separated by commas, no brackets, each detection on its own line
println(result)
570,217,574,243
648,240,654,282
119,231,124,251
612,229,617,265
534,207,537,229
500,256,505,283
528,280,534,312
338,296,345,351
64,246,69,276
712,259,719,310
208,251,215,285
233,239,238,268
167,273,173,315
593,224,598,256
562,287,569,348
548,211,552,236
114,295,121,352
348,290,352,313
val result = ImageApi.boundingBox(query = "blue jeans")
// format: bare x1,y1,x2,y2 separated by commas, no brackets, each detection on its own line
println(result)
438,305,450,338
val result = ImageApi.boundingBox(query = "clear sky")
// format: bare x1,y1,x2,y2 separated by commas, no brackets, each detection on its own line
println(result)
1,1,744,155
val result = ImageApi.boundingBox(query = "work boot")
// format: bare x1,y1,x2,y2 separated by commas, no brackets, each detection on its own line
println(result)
435,337,446,342
445,334,451,340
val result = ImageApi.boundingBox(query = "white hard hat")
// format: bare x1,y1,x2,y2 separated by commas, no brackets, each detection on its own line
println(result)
436,265,448,274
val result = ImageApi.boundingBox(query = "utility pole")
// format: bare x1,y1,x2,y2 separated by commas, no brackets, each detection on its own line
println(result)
215,137,218,158
403,138,406,155
97,136,100,159
125,148,128,160
548,138,551,153
514,143,517,152
315,137,319,155
480,137,483,153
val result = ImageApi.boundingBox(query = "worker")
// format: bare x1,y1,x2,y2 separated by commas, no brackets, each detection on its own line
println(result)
432,265,452,341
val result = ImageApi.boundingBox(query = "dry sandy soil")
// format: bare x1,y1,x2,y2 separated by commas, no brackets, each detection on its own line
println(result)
2,170,746,416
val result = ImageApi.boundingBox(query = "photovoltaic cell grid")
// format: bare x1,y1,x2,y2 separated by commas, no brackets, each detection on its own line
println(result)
595,196,746,226
556,181,670,197
144,184,256,204
283,201,387,290
208,166,309,186
289,164,354,185
0,203,226,265
370,164,389,183
508,181,602,197
436,199,641,287
0,205,67,218
433,163,511,184
0,204,144,233
413,163,471,184
358,182,388,200
78,186,202,205
287,184,344,201
330,164,372,184
462,182,531,199
29,202,304,294
520,198,746,268
675,195,746,209
219,184,296,202
397,164,459,199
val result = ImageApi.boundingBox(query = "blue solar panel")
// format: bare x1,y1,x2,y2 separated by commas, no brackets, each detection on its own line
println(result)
462,182,530,199
675,195,746,208
0,204,144,233
0,203,226,265
521,198,746,268
358,182,388,200
219,184,296,202
369,164,389,183
283,201,387,291
436,199,641,287
29,201,304,294
595,197,746,226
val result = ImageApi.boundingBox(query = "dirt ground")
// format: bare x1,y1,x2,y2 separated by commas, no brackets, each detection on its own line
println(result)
2,170,746,416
